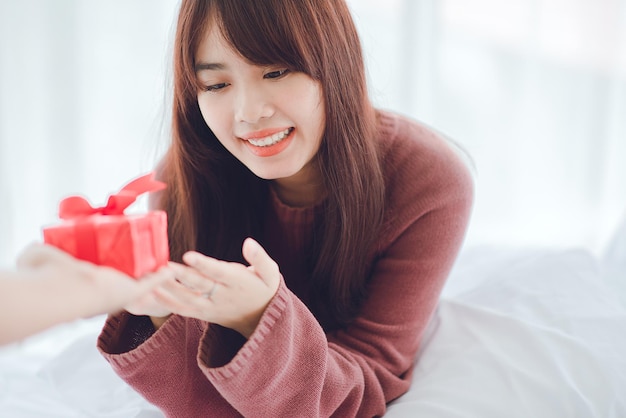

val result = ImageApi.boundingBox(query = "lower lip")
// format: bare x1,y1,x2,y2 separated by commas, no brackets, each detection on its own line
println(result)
244,129,295,157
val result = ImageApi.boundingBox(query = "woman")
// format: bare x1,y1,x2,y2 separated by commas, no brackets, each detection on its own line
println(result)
98,0,474,416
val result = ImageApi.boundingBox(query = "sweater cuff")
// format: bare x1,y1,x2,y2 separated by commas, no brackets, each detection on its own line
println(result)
197,278,289,379
98,312,183,367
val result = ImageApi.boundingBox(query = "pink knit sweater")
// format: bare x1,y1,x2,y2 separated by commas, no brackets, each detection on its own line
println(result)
98,111,474,417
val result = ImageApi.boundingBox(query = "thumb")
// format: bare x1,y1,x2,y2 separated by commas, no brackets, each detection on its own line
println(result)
242,238,280,288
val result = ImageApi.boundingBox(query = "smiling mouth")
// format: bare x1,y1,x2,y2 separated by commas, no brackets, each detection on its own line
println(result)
246,127,294,147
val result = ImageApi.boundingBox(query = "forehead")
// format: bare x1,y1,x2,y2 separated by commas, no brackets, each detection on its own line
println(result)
196,25,236,61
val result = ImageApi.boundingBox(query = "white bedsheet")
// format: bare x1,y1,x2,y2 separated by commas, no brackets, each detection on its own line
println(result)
387,246,626,417
1,239,625,417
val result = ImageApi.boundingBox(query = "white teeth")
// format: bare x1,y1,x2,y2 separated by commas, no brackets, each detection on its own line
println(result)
248,128,292,147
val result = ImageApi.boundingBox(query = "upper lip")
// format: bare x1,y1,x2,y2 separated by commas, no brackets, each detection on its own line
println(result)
239,127,292,141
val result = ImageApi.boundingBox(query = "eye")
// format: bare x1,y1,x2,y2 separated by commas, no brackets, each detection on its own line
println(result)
264,69,290,79
203,82,229,92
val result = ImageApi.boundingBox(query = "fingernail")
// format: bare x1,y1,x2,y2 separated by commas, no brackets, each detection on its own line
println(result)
245,238,259,256
183,251,200,266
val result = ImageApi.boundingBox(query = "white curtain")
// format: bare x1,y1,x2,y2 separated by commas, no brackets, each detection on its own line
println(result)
348,0,626,254
1,0,625,267
0,0,179,266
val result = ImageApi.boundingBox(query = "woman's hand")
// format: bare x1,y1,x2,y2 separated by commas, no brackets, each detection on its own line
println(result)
153,238,281,338
123,287,174,320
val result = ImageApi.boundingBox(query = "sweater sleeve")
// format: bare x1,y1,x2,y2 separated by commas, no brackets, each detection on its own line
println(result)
98,313,243,417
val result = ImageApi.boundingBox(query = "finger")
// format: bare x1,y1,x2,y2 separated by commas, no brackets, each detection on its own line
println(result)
153,288,190,316
168,260,221,292
180,252,245,285
242,238,280,288
135,266,175,291
153,279,212,316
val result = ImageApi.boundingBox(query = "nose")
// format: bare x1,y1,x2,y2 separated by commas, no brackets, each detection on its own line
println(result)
234,84,274,124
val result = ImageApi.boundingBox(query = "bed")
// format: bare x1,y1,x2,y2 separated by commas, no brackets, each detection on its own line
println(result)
1,216,625,417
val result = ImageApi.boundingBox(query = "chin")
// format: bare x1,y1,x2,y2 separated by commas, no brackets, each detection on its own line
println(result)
248,166,300,181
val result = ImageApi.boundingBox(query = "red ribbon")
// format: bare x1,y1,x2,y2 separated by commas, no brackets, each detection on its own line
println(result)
58,172,166,219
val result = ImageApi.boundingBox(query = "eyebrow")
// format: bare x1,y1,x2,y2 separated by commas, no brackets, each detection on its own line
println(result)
194,62,226,72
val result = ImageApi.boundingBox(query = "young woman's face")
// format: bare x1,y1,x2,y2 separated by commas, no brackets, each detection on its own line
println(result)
195,26,326,188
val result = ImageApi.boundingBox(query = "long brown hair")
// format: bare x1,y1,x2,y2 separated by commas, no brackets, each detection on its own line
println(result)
160,0,385,327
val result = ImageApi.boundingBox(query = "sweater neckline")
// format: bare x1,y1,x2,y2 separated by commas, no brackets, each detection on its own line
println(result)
268,185,322,226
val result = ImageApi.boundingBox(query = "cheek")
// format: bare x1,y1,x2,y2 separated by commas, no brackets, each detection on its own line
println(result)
307,98,326,141
279,75,324,117
303,86,325,134
198,98,230,134
285,89,325,131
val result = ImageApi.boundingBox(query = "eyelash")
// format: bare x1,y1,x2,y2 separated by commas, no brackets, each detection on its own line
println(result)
204,83,229,92
264,68,291,79
202,69,291,92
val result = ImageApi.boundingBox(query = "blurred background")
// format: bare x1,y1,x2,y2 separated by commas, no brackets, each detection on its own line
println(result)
1,0,625,269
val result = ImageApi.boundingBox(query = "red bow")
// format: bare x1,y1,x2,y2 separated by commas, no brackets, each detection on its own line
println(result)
58,172,166,219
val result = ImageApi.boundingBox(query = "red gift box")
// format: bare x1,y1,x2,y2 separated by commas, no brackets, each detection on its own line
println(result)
43,172,169,278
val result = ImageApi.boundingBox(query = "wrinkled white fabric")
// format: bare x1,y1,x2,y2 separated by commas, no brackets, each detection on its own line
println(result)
388,246,626,417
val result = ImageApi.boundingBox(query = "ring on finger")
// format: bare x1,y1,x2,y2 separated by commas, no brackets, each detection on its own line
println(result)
202,281,218,299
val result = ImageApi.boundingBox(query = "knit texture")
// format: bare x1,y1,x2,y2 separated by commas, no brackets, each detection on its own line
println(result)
97,110,474,417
